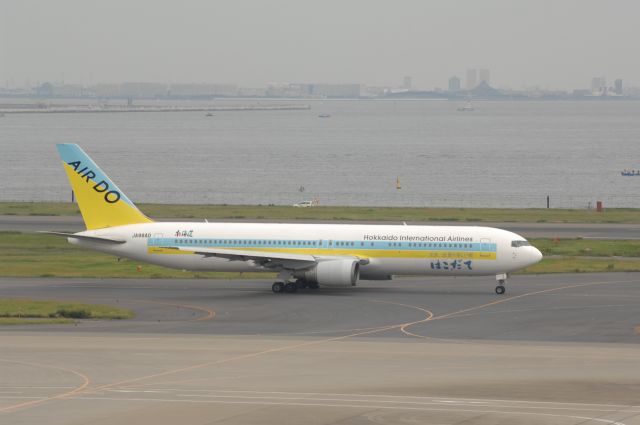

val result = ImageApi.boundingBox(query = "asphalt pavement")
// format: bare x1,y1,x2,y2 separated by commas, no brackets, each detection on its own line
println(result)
1,274,639,424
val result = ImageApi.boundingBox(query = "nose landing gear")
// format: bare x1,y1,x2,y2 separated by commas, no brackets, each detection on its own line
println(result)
495,273,508,295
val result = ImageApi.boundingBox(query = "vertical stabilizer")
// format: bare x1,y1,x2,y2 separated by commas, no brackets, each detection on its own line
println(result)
56,144,153,230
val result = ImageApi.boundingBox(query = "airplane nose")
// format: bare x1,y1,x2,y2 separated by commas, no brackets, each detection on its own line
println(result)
530,247,543,264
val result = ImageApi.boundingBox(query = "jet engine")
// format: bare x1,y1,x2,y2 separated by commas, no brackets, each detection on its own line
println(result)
297,259,360,288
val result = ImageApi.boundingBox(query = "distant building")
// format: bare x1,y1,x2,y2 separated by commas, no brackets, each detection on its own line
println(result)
591,77,606,95
614,79,623,95
572,89,591,97
466,69,477,90
166,83,237,97
211,84,239,97
37,82,54,97
361,86,390,97
448,75,461,92
403,76,412,90
238,87,267,97
479,69,490,85
53,84,83,97
265,83,288,97
120,82,167,98
93,84,120,97
169,83,213,97
265,83,312,98
470,81,503,98
311,84,361,98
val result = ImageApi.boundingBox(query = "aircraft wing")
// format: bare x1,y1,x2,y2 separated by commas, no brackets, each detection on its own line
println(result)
163,246,369,270
163,246,318,270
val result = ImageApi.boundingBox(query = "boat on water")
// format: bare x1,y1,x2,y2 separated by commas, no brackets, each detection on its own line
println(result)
205,112,214,117
318,113,331,118
621,170,640,176
457,100,474,112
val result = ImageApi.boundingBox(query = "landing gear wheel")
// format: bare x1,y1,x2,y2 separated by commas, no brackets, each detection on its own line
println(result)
284,282,298,293
295,279,308,289
272,282,285,293
495,285,505,295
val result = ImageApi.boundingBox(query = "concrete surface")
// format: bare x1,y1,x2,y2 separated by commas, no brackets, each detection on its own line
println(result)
1,274,640,424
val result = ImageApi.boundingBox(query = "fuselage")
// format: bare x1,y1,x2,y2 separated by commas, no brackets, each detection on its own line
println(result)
71,222,542,279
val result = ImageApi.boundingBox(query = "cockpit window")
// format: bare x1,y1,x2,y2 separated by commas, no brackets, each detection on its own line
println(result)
511,240,531,248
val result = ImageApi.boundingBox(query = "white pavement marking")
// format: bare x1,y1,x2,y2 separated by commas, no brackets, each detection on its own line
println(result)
70,395,629,425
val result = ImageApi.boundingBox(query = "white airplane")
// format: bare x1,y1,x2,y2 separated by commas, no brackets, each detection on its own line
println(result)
46,144,542,295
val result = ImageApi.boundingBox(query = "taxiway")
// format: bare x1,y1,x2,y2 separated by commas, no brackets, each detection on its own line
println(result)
1,274,639,424
2,214,639,239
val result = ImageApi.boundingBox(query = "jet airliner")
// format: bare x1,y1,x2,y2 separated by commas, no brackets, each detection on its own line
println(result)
47,144,542,294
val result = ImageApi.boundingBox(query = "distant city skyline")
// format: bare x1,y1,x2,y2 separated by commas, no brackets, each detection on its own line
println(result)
0,72,633,94
1,1,639,90
2,75,633,100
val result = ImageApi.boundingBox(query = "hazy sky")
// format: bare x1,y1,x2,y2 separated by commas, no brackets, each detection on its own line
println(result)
1,0,638,90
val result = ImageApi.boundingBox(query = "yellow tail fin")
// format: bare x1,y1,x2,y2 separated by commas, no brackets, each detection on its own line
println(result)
56,144,153,230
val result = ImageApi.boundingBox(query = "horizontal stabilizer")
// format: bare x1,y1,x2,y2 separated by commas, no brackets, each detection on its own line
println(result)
39,231,126,244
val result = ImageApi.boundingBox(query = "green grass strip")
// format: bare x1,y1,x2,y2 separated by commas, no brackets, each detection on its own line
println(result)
2,202,639,223
0,231,273,279
0,298,133,321
519,258,640,274
0,317,73,325
531,238,640,257
2,232,640,278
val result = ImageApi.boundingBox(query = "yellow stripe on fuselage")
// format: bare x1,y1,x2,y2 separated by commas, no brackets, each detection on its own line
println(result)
147,246,497,260
148,247,193,255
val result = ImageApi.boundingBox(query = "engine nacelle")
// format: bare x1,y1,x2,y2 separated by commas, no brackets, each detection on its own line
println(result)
298,259,360,288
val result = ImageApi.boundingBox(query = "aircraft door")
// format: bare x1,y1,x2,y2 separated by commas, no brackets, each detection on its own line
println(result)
479,238,493,259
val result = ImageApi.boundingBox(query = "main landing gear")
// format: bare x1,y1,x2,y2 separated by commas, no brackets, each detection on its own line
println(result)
495,273,508,295
271,279,319,294
272,271,297,294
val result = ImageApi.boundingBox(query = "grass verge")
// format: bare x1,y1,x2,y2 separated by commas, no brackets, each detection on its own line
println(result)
1,231,640,278
2,202,640,223
531,238,640,257
0,298,134,325
0,318,74,325
0,231,273,279
519,258,640,274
